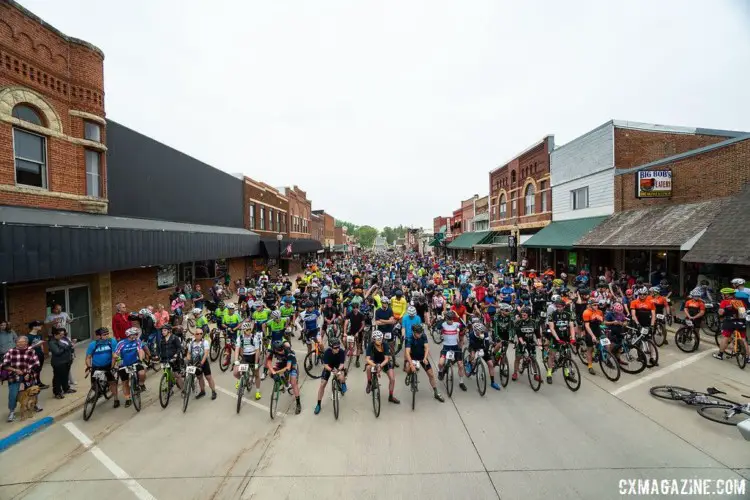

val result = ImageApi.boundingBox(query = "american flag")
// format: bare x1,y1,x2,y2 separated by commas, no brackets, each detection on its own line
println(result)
285,243,293,256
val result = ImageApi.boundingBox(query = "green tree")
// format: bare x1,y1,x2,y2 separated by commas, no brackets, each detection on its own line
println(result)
381,226,395,244
335,219,358,234
355,226,379,248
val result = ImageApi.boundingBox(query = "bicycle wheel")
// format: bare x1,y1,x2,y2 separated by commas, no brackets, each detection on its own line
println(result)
476,358,488,396
705,312,720,336
159,372,171,409
130,375,142,412
736,341,747,370
236,374,246,415
393,336,403,356
333,382,340,420
697,404,750,426
183,374,193,413
219,348,232,372
431,327,443,345
209,334,221,362
411,372,418,411
372,378,381,418
576,342,588,365
103,380,113,400
562,358,581,392
498,354,510,387
599,351,621,382
82,385,99,421
643,340,659,367
650,385,695,401
304,351,322,379
653,324,666,347
270,381,280,420
675,327,699,353
445,363,454,398
527,358,542,392
618,345,647,375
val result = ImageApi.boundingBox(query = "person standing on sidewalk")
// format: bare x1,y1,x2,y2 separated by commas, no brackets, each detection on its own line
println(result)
49,327,76,399
0,321,18,360
112,303,129,341
2,336,41,422
26,321,49,389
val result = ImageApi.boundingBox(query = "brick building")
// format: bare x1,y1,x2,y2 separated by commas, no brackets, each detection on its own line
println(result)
450,208,462,240
284,185,311,239
334,225,344,245
312,209,336,249
243,177,288,274
311,213,324,244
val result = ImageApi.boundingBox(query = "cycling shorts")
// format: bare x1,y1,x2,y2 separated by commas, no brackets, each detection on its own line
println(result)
440,345,463,362
91,366,115,383
117,363,145,382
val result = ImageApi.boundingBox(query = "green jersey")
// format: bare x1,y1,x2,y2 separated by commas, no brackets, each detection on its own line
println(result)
195,316,209,331
267,318,287,333
223,312,242,328
252,310,270,324
279,305,295,318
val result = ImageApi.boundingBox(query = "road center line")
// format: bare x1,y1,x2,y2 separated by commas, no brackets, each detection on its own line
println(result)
214,385,286,417
610,349,714,397
63,422,157,500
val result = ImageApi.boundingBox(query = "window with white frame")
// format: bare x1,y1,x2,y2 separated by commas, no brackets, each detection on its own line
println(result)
524,184,535,215
276,212,281,232
540,181,548,212
511,198,517,218
260,207,266,230
84,121,101,142
249,205,255,229
12,105,47,188
85,149,101,197
571,187,589,210
499,194,507,219
268,208,274,231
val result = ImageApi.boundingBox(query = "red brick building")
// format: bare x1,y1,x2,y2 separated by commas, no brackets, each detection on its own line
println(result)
433,216,448,235
312,209,336,249
243,177,288,273
284,185,311,240
450,208,463,241
334,226,344,245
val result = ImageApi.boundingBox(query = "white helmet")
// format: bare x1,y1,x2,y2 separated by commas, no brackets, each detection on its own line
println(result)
371,330,384,342
407,306,417,316
192,308,202,316
731,278,745,286
226,302,236,309
550,294,561,303
126,327,140,337
381,297,390,304
271,310,281,320
689,289,703,298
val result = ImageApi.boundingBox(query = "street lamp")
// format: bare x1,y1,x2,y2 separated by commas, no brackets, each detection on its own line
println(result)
276,233,283,272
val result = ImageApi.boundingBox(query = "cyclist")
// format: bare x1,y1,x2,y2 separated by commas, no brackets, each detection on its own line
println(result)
193,308,210,335
301,302,322,356
581,299,605,375
223,303,243,344
233,322,262,400
431,289,446,327
185,329,217,400
365,330,400,404
546,298,576,384
158,325,184,392
732,278,750,308
252,302,270,336
404,324,444,402
649,287,670,343
401,306,422,370
344,302,366,368
437,311,467,392
321,298,340,338
267,340,302,414
683,289,706,330
714,288,750,364
266,310,290,346
85,327,119,408
279,297,296,333
314,337,348,415
466,322,501,391
374,297,397,366
513,307,538,382
391,289,408,321
114,327,146,408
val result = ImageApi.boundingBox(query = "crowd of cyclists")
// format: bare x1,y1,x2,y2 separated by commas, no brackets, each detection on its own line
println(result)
80,251,750,419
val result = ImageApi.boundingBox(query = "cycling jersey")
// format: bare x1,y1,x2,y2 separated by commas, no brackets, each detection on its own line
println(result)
651,296,668,313
582,308,604,334
441,321,460,347
115,338,142,366
267,318,288,343
401,314,422,342
223,312,242,329
252,310,270,324
515,318,536,341
302,310,320,332
346,311,365,334
86,338,118,367
548,310,574,338
187,339,209,364
236,331,261,355
159,334,182,360
499,286,515,304
366,341,391,364
279,304,295,319
630,298,654,326
391,297,407,318
375,307,395,333
684,299,706,317
195,316,209,332
405,335,427,360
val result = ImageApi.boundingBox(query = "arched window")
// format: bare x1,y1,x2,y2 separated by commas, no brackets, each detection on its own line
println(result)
525,184,535,215
499,194,507,219
12,104,47,188
12,104,44,126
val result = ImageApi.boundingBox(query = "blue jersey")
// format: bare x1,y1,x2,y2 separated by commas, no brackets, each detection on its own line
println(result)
115,339,142,366
484,295,497,315
302,310,320,331
735,289,750,309
499,286,515,304
86,338,118,367
401,315,422,342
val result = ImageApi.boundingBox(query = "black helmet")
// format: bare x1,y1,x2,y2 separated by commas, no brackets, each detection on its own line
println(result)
660,279,669,287
329,337,341,348
272,340,285,352
127,312,139,321
520,307,531,316
579,288,591,296
395,289,403,297
95,327,109,336
304,301,314,308
413,324,424,334
160,324,172,332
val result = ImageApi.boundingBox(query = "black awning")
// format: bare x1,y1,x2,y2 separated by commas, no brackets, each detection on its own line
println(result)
259,238,323,258
0,206,260,283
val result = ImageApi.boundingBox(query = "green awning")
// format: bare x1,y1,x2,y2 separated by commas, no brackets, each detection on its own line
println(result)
428,238,441,247
438,225,447,234
522,216,608,249
447,231,494,250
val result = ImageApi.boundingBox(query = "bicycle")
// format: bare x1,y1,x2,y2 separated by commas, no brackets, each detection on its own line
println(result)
440,349,459,398
625,324,659,368
650,385,739,406
123,365,142,412
330,368,343,420
209,327,224,362
219,330,241,372
303,335,325,379
517,342,542,392
405,360,420,411
236,361,256,414
269,372,291,420
385,325,403,358
493,340,512,387
431,315,444,344
542,340,581,392
652,312,668,347
717,328,748,369
462,344,488,396
158,360,181,409
593,332,621,382
182,363,201,413
698,397,750,426
82,368,113,421
369,365,381,418
673,317,700,353
613,332,647,375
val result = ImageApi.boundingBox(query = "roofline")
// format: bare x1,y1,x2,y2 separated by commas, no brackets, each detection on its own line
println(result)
4,0,105,58
551,120,614,154
616,135,750,176
489,135,554,175
611,120,748,138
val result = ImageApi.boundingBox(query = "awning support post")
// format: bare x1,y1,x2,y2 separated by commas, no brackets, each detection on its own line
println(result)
679,251,685,297
648,250,652,281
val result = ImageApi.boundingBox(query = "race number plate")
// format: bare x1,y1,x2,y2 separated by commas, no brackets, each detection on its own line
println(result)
371,366,378,373
540,312,546,318
476,349,484,357
656,314,665,320
239,364,249,373
640,327,649,335
446,350,455,361
599,338,611,346
685,319,693,327
412,361,421,370
384,332,392,340
186,366,197,374
347,335,355,343
160,363,169,370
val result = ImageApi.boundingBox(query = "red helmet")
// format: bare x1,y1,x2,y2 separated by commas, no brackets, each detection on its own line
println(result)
625,289,633,297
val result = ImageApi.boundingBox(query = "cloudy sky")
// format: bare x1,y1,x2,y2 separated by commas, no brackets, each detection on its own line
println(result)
20,0,750,230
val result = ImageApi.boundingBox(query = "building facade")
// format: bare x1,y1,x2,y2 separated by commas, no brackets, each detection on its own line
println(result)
461,195,477,233
312,210,336,249
284,185,311,240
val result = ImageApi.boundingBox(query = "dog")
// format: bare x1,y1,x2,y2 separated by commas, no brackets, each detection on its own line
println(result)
17,385,41,420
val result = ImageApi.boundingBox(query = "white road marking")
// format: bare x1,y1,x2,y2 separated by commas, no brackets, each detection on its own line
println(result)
63,422,157,500
610,349,714,397
214,385,286,417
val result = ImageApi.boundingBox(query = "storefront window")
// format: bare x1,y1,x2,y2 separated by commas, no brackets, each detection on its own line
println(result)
157,265,177,289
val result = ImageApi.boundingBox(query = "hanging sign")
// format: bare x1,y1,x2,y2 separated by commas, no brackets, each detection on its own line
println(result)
636,170,672,198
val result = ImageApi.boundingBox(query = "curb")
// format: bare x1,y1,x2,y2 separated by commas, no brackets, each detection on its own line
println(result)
0,416,54,453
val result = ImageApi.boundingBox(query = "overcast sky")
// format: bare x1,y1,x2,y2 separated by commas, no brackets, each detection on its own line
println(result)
20,0,750,230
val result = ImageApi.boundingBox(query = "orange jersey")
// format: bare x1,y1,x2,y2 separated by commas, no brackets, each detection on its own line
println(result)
650,295,668,308
582,308,604,323
630,298,654,311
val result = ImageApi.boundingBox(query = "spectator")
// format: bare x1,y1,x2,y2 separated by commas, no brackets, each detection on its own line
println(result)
154,304,170,331
171,294,186,326
0,321,18,359
26,321,49,389
49,327,76,399
2,336,41,422
192,284,205,310
112,303,129,341
44,303,74,334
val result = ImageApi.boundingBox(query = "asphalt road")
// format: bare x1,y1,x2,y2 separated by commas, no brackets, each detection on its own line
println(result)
1,329,748,500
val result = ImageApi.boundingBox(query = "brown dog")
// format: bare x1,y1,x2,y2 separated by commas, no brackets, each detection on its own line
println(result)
17,385,41,420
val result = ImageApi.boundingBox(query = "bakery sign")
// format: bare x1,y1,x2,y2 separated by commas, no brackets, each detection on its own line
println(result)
636,170,672,198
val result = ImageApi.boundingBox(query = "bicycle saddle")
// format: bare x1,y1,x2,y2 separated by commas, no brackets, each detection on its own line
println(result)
706,387,726,395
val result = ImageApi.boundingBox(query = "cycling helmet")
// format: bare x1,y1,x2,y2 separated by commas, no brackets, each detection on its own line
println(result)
520,307,531,316
272,340,285,352
473,323,487,335
720,287,736,295
381,297,391,304
126,327,140,337
552,279,563,287
597,299,607,306
407,306,417,316
598,277,606,285
637,287,649,296
612,302,624,314
371,330,384,342
550,294,561,303
659,279,669,287
731,278,745,286
192,308,202,316
597,281,607,289
226,302,236,309
560,273,567,280
499,303,513,313
649,287,660,294
254,302,264,309
218,301,226,308
271,310,281,320
329,337,341,348
395,289,403,297
413,324,424,334
128,312,139,321
160,324,172,332
179,294,186,301
446,311,456,320
95,327,109,336
553,297,564,306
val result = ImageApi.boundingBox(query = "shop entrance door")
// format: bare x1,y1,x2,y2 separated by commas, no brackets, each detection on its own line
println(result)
46,284,91,341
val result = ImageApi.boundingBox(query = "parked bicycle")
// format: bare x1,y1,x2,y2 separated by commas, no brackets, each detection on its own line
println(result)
158,359,182,409
673,317,700,353
82,368,113,421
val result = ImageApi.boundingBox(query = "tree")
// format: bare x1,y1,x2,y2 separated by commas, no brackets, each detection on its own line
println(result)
355,226,378,248
381,226,395,244
336,219,358,234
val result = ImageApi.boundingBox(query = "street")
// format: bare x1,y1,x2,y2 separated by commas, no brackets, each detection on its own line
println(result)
1,332,748,500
